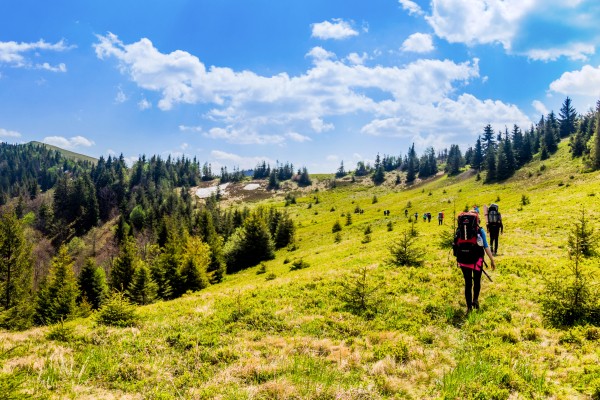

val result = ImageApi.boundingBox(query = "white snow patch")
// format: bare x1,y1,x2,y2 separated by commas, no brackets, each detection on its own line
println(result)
243,183,261,191
195,183,230,199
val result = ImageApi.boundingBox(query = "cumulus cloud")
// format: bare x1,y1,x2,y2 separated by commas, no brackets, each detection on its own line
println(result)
42,135,95,149
0,39,72,71
0,128,21,138
115,86,128,103
549,65,600,96
532,100,549,116
423,0,599,60
96,33,532,151
346,52,369,65
361,93,531,149
401,33,434,53
399,0,424,16
311,19,359,40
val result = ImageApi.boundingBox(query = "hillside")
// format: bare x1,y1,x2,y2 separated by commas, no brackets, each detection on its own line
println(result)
29,141,98,165
1,141,600,399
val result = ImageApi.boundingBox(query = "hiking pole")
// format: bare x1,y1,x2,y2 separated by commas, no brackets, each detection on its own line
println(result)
482,259,493,282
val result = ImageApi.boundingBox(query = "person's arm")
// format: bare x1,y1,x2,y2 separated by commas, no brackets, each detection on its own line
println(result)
484,247,496,270
500,219,503,234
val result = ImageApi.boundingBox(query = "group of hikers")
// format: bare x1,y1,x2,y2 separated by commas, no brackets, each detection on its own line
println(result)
402,202,505,315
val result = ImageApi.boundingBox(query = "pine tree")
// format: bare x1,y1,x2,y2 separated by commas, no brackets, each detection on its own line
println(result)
179,237,210,293
0,211,33,313
558,96,578,138
110,237,138,292
485,142,497,183
335,161,346,178
446,144,463,175
127,262,158,305
405,143,418,183
511,125,524,167
471,137,484,170
545,111,559,154
78,258,108,310
593,101,600,170
34,246,78,325
481,124,495,159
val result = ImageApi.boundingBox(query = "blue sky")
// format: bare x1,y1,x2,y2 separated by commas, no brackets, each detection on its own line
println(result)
1,0,600,173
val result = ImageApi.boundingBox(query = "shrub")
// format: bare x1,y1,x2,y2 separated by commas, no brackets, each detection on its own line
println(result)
332,220,342,233
373,340,409,363
96,292,139,328
339,266,381,318
388,230,424,267
289,259,310,271
256,263,267,274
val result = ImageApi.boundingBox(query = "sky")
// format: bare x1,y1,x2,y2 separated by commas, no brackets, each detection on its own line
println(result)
1,0,600,173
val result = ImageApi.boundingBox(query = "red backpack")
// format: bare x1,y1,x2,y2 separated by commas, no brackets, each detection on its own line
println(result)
453,212,484,265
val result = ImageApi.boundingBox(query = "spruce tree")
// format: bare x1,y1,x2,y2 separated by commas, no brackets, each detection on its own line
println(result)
545,111,559,154
471,137,484,170
593,100,600,170
179,237,210,293
35,246,78,325
78,258,108,309
481,124,495,159
110,237,138,292
558,96,578,138
0,211,33,313
127,262,158,305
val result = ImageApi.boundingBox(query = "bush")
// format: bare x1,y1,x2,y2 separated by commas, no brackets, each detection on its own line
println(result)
289,259,310,271
373,340,409,363
96,292,139,328
339,266,382,318
332,220,342,233
388,230,424,267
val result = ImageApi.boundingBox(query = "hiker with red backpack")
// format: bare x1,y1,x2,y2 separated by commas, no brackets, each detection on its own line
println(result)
453,207,496,314
485,203,503,256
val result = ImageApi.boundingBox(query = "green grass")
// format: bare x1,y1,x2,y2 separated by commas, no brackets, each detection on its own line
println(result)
2,140,600,398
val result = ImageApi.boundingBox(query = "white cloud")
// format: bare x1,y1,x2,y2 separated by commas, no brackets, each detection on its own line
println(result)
311,118,334,133
361,93,531,150
210,150,274,170
138,98,152,110
306,46,336,62
526,43,595,62
426,0,534,49
423,1,599,61
115,86,127,103
42,135,95,149
326,154,339,161
0,128,22,138
96,34,533,152
549,65,600,96
286,132,311,142
0,39,71,70
401,33,434,53
180,142,189,150
311,19,359,40
346,52,369,65
399,0,424,16
532,100,549,116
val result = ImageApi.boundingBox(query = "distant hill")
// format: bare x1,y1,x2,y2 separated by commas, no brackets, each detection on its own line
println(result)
30,141,98,164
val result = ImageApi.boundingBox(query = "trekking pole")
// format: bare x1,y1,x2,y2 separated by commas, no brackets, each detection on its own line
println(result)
482,259,493,282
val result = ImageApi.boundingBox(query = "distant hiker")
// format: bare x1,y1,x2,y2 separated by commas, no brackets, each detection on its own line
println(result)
486,203,503,256
414,212,419,221
438,211,444,225
405,209,408,218
423,213,427,222
427,212,432,223
453,208,496,314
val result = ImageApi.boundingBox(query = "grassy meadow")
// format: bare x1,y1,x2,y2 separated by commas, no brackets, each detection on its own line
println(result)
2,141,600,399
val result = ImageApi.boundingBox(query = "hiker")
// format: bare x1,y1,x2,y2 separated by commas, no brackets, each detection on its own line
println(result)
423,213,427,222
438,211,444,225
486,204,503,256
405,209,408,218
414,212,419,221
453,208,496,314
427,212,432,223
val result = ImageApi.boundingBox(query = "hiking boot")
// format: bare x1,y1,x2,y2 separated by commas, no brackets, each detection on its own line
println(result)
473,301,479,310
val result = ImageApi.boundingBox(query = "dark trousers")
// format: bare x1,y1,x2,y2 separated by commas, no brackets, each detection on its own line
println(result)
461,266,482,309
438,218,443,225
489,234,499,254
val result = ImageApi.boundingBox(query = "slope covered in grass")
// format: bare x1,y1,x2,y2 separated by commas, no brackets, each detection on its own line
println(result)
1,141,600,399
